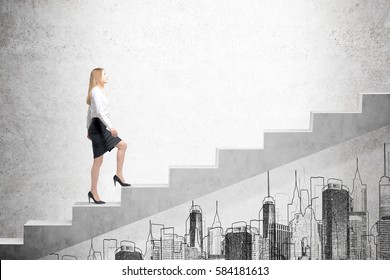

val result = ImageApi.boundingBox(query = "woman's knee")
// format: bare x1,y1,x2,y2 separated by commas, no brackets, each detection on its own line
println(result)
117,141,127,150
93,155,103,166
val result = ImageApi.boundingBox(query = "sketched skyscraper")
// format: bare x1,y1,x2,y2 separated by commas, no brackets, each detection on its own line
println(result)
349,158,368,260
290,210,322,260
145,221,164,260
322,179,350,260
377,143,390,260
260,171,291,260
251,226,261,260
379,144,390,220
377,221,390,260
173,234,186,260
103,239,118,260
115,241,143,260
262,171,275,238
225,222,252,260
289,172,322,260
352,158,367,212
207,201,224,259
186,201,203,257
161,227,175,260
269,223,291,260
159,228,186,260
349,214,366,259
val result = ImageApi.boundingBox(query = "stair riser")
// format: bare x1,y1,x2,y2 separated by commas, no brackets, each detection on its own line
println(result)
0,245,25,260
24,226,73,254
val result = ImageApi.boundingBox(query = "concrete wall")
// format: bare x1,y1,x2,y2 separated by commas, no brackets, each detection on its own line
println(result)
1,0,390,238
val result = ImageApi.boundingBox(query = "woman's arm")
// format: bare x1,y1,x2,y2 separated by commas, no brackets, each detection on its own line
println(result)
87,108,91,140
91,89,114,130
87,107,92,129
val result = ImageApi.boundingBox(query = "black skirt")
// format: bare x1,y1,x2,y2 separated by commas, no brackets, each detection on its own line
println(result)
88,118,121,158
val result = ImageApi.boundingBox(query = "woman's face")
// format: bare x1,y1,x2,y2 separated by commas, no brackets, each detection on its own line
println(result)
101,70,108,84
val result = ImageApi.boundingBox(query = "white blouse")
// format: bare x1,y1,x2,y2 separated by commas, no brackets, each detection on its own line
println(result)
87,86,114,130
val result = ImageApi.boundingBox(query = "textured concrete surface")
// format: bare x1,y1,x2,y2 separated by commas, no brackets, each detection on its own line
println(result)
1,0,390,240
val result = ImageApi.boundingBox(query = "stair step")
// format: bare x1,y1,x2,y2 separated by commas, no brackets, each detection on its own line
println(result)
169,165,218,169
127,184,169,188
25,220,72,226
73,202,121,207
0,238,24,245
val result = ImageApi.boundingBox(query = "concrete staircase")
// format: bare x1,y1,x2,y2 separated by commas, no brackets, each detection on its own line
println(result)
1,93,389,259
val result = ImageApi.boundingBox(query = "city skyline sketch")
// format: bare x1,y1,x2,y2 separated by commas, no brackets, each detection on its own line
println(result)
49,142,390,260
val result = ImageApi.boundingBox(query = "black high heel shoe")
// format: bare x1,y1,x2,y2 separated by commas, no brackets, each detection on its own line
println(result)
113,175,131,187
88,191,105,204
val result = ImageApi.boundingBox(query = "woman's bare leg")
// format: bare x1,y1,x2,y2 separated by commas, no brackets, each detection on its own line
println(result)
115,140,127,181
91,155,103,200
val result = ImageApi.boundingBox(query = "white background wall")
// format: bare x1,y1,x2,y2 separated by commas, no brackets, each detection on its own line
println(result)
1,0,389,237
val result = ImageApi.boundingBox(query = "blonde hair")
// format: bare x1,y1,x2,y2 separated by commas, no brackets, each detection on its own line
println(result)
86,68,104,105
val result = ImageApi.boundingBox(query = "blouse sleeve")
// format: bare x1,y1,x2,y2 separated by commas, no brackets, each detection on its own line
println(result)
91,89,114,130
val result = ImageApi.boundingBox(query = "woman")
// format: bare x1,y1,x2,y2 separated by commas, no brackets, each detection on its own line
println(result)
86,68,131,204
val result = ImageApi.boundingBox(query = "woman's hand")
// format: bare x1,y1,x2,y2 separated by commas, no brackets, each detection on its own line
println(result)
110,127,118,137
